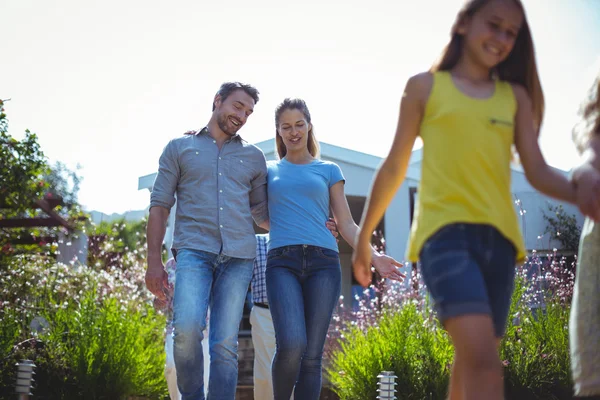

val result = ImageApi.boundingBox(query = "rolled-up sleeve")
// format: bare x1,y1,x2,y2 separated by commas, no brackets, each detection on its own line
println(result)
249,154,268,226
150,140,179,211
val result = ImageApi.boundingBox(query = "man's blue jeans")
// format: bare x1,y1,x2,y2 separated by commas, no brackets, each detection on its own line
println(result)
172,249,253,400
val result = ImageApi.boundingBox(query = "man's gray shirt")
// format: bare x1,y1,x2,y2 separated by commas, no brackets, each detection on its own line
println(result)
150,128,269,259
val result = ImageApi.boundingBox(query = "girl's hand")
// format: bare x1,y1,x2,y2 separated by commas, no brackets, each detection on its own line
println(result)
372,253,406,282
352,237,373,288
574,163,600,222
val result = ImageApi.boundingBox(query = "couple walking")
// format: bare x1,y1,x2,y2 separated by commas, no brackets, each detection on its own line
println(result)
145,82,404,400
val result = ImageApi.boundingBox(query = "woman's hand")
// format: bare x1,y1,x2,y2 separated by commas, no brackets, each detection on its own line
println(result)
372,253,406,282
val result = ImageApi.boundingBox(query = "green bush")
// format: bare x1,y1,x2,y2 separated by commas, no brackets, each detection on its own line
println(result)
501,274,573,400
46,290,167,399
1,292,168,399
327,302,453,400
326,267,575,400
0,255,168,399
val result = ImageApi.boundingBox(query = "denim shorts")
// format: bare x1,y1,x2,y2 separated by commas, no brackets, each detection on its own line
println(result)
419,223,517,337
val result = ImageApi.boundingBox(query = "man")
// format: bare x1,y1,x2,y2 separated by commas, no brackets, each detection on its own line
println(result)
249,233,279,400
145,82,268,400
153,258,210,400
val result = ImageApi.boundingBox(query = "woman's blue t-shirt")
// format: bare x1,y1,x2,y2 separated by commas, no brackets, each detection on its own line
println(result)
267,158,345,252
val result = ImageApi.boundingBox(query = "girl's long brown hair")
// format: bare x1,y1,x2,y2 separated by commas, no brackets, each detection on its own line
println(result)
573,70,600,154
274,98,320,159
431,0,544,133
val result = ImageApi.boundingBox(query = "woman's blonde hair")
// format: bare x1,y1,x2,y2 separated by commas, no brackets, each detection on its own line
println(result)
573,70,600,154
431,0,545,133
274,98,320,159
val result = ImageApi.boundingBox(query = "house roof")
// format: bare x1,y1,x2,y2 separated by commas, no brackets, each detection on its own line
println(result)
254,139,384,170
138,173,156,191
139,140,568,191
255,138,424,182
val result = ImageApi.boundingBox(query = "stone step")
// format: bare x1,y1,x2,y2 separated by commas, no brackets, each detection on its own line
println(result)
236,331,339,399
236,386,339,400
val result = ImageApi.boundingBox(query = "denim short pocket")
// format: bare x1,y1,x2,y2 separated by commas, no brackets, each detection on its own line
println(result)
420,224,467,255
315,247,340,261
420,248,471,288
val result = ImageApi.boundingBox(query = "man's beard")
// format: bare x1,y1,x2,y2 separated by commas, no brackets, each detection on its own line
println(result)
217,113,240,137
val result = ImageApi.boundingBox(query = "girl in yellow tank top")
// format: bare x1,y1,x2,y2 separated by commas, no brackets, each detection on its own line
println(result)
352,1,600,399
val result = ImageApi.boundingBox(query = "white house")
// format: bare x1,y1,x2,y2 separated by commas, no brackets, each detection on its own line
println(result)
138,140,584,308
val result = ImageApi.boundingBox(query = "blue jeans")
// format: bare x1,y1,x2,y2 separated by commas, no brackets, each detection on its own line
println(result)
266,245,341,400
419,223,517,337
172,249,254,400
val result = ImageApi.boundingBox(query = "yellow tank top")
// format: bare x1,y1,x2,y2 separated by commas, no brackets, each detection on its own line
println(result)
407,71,526,263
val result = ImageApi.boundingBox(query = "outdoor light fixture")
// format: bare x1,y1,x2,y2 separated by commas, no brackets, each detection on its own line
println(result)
377,370,397,400
15,360,35,400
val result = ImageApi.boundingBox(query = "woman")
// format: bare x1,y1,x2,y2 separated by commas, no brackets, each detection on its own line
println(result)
265,98,405,400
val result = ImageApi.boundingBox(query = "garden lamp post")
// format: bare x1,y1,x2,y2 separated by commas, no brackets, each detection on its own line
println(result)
377,370,397,399
15,360,35,400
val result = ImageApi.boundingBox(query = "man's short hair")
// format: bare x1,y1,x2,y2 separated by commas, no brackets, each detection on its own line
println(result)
212,82,259,111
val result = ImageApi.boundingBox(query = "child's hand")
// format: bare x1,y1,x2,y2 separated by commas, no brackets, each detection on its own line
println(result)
352,236,373,288
575,163,600,222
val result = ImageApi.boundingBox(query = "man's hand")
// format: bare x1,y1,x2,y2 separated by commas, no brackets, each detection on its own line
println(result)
574,163,600,222
372,253,406,282
145,258,169,300
153,296,169,312
326,218,339,242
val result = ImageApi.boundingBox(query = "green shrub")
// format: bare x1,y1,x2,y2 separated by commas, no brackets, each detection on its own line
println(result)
501,274,573,400
45,290,167,399
0,254,168,399
1,289,168,400
327,302,453,400
327,265,575,400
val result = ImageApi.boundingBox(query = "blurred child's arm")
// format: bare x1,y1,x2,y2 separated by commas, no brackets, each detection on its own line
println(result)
513,84,577,204
352,72,430,287
329,181,405,282
573,135,600,175
572,135,600,220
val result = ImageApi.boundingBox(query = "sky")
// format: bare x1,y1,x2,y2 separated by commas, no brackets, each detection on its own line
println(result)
2,0,600,214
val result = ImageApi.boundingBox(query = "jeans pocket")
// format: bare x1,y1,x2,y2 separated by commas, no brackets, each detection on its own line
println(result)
267,247,289,262
316,247,340,261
